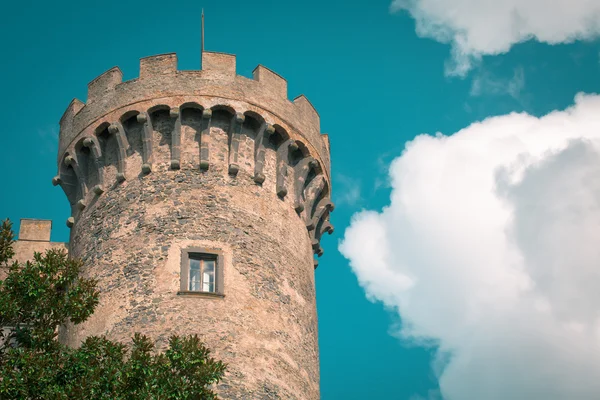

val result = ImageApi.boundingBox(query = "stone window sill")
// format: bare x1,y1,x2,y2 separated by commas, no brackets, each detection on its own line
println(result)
177,291,225,298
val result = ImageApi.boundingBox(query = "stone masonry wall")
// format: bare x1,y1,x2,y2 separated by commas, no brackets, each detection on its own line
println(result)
64,156,319,399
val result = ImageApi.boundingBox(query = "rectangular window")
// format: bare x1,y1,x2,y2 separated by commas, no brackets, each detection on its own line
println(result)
185,252,219,294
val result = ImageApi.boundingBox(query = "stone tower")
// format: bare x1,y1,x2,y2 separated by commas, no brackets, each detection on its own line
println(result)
53,51,333,399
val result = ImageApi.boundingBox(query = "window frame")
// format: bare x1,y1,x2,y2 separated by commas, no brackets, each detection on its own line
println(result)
179,247,224,297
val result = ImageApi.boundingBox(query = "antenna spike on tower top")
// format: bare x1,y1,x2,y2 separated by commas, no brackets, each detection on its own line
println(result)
201,8,205,55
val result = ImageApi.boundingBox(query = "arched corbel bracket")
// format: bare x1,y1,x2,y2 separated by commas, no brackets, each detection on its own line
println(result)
254,123,274,184
228,112,245,176
200,109,212,171
82,136,105,191
302,176,325,223
63,154,87,201
276,140,299,198
293,157,318,213
137,112,153,174
66,217,75,228
108,122,129,181
170,107,181,170
307,197,334,231
308,211,333,259
53,173,77,206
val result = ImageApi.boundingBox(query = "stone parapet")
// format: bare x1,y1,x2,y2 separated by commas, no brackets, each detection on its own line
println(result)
58,52,330,178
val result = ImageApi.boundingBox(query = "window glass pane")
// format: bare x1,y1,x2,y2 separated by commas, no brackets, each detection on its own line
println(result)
190,258,201,271
189,269,201,291
189,258,201,291
202,260,215,292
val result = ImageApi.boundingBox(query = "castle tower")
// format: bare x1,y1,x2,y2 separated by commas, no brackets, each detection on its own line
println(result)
53,52,333,399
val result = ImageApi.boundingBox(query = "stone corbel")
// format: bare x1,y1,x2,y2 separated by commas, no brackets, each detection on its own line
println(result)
253,123,274,184
108,122,129,182
293,157,318,213
83,137,105,195
137,112,153,174
276,139,299,198
200,109,212,171
170,107,181,170
228,112,245,176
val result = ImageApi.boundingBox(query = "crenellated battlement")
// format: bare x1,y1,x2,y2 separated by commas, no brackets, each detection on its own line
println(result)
140,53,178,78
87,67,123,104
56,53,333,262
59,52,329,176
201,51,236,76
253,65,287,99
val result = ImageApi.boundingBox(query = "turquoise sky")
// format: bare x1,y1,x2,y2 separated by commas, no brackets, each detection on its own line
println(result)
2,0,600,398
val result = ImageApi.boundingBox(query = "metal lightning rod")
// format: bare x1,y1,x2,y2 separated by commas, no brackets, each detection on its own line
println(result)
201,9,205,55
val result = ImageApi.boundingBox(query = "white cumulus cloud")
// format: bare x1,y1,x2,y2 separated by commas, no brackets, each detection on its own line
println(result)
340,93,600,400
391,0,600,75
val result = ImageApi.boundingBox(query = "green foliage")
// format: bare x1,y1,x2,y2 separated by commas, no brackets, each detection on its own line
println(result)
0,219,226,399
0,246,99,351
0,219,15,267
